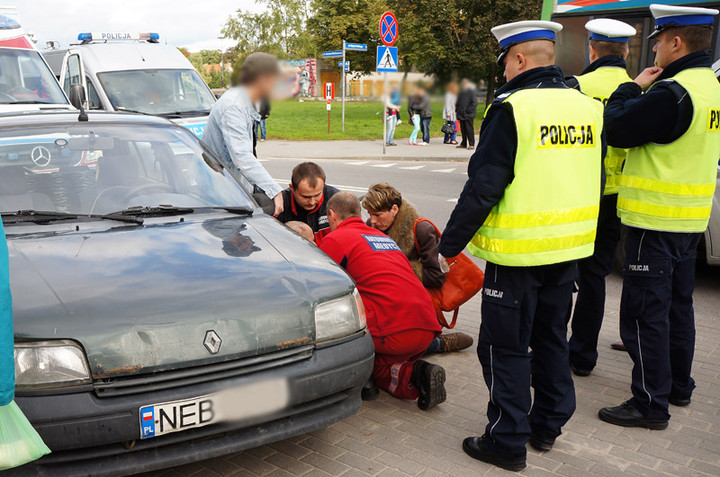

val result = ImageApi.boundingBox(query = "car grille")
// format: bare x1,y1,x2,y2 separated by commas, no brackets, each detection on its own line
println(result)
93,345,313,398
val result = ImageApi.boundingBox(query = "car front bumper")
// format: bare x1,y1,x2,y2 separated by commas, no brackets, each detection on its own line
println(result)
9,331,374,477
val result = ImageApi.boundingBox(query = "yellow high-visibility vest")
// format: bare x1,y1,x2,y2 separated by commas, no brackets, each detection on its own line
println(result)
576,66,633,195
468,88,604,266
618,68,720,232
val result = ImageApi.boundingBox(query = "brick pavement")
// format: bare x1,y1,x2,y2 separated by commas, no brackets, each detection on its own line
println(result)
145,270,720,477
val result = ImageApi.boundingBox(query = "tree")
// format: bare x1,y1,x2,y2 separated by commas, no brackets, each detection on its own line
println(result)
308,0,388,73
388,0,542,102
223,0,315,59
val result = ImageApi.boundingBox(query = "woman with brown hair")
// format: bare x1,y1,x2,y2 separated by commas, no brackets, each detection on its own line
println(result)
362,183,473,354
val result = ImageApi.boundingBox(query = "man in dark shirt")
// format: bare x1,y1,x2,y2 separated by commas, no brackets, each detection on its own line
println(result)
276,162,338,244
455,79,478,149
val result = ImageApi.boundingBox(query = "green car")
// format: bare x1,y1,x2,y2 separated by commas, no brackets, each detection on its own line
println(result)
3,111,373,476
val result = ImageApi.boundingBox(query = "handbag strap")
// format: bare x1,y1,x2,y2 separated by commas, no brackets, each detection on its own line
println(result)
412,217,442,256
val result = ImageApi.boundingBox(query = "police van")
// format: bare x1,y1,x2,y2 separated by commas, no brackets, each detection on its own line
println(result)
42,32,216,137
0,10,71,112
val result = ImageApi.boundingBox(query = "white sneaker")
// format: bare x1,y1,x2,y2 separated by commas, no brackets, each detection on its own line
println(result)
418,142,429,146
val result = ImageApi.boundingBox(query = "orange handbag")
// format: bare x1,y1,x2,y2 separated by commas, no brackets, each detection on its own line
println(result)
414,218,485,328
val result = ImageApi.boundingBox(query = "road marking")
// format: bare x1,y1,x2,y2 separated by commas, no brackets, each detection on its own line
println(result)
432,168,456,173
447,198,458,203
398,165,425,170
371,163,398,168
346,161,370,166
272,179,367,194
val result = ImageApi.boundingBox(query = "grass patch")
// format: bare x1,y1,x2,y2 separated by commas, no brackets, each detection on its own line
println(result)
264,99,448,141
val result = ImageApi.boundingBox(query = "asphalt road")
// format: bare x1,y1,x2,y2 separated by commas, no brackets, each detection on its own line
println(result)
261,157,469,229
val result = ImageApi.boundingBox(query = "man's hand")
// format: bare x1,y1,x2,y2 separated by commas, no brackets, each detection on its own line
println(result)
272,193,284,218
634,67,663,90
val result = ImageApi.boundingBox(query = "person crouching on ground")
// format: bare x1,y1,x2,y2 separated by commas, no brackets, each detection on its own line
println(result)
320,192,447,410
363,183,474,355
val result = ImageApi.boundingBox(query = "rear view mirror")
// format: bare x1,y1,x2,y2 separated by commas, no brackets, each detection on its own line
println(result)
69,84,86,110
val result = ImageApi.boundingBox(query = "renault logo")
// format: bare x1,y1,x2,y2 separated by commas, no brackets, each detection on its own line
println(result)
31,146,52,167
203,330,222,354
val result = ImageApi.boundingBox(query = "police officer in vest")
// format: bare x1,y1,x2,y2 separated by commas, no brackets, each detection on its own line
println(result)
599,4,720,430
565,19,637,377
439,21,605,471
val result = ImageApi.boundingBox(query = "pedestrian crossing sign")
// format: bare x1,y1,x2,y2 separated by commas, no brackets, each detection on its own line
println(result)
376,46,398,72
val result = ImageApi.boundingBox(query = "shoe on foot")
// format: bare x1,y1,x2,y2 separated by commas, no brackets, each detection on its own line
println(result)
598,400,668,430
669,395,691,407
259,139,266,142
462,436,526,472
411,360,446,410
570,362,592,377
361,377,379,401
438,332,474,353
418,142,429,146
528,433,555,452
467,146,475,150
611,341,627,351
456,145,466,149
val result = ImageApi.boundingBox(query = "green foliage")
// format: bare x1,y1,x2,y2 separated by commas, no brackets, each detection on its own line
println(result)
222,0,315,59
307,0,388,73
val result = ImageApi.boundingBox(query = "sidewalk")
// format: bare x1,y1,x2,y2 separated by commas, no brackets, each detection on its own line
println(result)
257,140,471,162
146,270,720,477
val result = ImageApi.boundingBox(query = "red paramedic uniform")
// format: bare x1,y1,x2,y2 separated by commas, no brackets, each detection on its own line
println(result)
320,217,441,399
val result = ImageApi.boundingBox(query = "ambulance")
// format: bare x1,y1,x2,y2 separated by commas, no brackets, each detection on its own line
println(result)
42,32,216,137
0,9,71,112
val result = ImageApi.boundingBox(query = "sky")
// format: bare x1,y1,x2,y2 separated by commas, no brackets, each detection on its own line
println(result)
15,0,263,52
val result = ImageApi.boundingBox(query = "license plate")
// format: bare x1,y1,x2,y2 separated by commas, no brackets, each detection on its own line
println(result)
139,378,289,439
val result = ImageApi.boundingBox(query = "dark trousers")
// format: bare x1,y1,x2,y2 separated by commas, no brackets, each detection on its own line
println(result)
459,119,475,147
569,194,622,370
421,117,431,143
478,261,576,458
620,226,700,420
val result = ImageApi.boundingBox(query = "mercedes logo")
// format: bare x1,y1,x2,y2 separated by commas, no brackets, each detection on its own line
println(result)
30,146,52,167
203,330,222,354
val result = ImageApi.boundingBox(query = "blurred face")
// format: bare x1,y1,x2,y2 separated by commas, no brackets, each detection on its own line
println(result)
652,31,678,68
257,73,279,99
291,178,325,211
367,204,399,232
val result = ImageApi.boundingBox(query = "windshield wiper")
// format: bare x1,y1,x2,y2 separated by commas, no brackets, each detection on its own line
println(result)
207,206,254,216
2,210,78,224
104,205,194,218
160,110,210,118
115,107,153,115
5,100,51,105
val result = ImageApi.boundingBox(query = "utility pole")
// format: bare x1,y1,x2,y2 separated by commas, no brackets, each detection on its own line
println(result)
217,36,226,89
342,41,346,132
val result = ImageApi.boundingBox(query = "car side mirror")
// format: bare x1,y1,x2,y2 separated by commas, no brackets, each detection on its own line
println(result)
69,84,86,110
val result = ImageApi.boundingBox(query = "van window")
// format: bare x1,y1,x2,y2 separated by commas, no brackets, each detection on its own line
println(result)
97,69,215,117
0,49,66,104
86,77,102,110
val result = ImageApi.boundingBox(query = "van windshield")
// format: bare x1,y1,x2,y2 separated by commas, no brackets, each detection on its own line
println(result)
0,49,67,104
97,69,215,117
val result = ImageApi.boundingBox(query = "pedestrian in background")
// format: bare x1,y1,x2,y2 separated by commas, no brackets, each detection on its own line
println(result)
416,84,432,145
443,82,459,145
407,90,422,145
440,21,604,471
456,79,478,150
564,19,637,378
362,183,474,355
385,86,400,146
598,4,720,431
254,98,270,142
203,52,283,216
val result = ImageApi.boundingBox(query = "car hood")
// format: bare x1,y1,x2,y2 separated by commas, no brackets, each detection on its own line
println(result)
9,214,353,378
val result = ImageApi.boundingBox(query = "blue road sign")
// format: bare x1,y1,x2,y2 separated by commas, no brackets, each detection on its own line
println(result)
380,12,398,46
344,43,367,51
337,61,350,72
376,46,398,72
322,50,343,58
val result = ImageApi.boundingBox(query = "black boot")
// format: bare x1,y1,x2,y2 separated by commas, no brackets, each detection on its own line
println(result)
462,436,526,472
410,360,446,410
361,377,379,401
598,400,668,430
528,433,556,452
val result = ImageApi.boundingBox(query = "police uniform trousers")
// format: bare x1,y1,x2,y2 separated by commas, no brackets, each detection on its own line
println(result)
478,261,576,458
620,226,699,421
569,194,622,370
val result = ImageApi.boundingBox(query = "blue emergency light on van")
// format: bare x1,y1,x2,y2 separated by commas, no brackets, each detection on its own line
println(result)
0,15,20,30
78,32,159,41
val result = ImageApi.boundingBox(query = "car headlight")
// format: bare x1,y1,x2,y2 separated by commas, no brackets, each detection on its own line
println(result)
315,289,367,342
14,340,92,390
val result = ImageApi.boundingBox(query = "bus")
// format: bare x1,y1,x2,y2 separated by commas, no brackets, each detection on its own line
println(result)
542,0,720,76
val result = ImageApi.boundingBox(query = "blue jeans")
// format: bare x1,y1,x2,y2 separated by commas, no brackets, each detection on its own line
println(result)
386,114,397,144
254,119,266,140
421,118,431,143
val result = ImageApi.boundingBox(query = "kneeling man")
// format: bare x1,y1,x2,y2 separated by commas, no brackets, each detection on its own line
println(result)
320,192,446,410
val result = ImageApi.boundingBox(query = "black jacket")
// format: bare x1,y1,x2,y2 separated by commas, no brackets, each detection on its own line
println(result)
256,98,271,119
439,66,607,258
455,88,478,120
277,185,339,244
604,51,709,148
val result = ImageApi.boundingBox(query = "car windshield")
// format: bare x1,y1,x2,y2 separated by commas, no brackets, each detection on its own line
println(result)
97,69,215,117
0,49,67,104
0,122,253,217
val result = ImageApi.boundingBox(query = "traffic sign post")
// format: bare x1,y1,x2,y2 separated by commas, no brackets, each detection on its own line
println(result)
379,11,398,46
326,41,367,132
376,46,398,72
325,82,335,134
379,12,399,155
337,61,349,72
